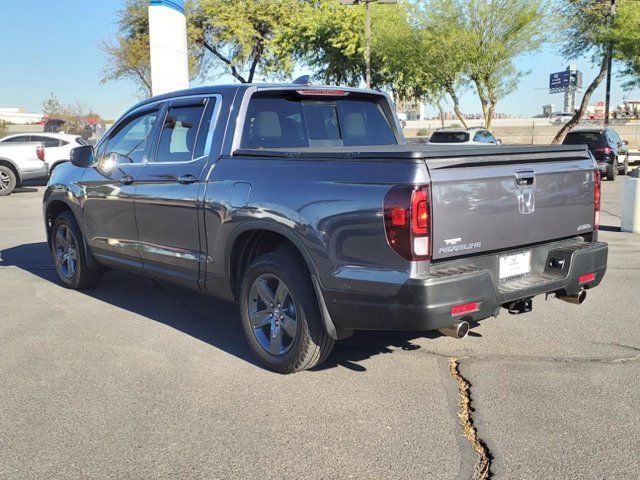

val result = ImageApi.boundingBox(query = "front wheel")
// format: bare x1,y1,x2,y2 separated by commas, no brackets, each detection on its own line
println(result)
620,156,629,175
51,211,104,289
239,248,334,373
0,166,17,196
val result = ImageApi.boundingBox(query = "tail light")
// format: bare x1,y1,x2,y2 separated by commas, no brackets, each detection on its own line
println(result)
594,170,601,229
36,145,45,161
594,147,613,156
384,185,431,260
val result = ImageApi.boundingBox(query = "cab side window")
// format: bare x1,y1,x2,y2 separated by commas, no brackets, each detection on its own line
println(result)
31,136,62,148
154,104,206,163
2,135,30,143
103,110,159,163
474,130,494,143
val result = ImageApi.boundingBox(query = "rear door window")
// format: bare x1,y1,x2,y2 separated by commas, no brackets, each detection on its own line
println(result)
240,94,396,149
31,136,62,148
155,104,206,163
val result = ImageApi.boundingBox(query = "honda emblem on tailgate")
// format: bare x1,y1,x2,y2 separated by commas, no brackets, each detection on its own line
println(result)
515,170,535,215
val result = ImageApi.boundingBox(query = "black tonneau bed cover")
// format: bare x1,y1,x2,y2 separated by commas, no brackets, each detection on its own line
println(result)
233,144,592,168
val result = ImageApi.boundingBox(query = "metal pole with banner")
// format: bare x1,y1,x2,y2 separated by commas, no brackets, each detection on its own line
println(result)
148,0,190,96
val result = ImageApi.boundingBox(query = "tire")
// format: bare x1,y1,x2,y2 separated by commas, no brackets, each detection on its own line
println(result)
51,211,104,289
239,248,334,373
620,156,629,175
0,165,17,196
606,161,617,181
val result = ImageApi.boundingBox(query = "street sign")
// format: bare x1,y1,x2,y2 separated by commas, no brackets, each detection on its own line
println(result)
549,70,582,94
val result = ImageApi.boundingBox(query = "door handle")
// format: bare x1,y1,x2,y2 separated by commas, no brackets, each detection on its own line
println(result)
120,174,135,186
177,174,198,185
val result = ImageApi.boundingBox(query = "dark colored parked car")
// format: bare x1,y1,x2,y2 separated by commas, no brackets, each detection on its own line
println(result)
44,83,608,373
43,118,66,133
562,127,629,181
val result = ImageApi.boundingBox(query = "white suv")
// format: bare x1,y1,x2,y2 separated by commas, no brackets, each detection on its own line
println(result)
428,127,500,146
0,133,88,173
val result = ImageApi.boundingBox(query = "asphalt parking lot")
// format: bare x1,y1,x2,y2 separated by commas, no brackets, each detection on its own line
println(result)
1,176,639,479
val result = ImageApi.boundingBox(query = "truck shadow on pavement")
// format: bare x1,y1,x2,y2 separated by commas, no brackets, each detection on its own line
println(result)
1,241,445,373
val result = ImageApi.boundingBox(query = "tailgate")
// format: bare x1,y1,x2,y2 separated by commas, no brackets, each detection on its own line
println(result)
426,147,596,261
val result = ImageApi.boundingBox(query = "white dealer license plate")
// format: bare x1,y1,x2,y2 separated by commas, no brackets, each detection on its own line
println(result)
499,251,532,280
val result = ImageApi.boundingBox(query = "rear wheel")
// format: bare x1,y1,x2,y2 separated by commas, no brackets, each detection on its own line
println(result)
0,166,17,196
239,248,334,373
51,211,104,289
606,161,617,181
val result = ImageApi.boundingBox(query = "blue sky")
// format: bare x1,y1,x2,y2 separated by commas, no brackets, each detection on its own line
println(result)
0,0,638,120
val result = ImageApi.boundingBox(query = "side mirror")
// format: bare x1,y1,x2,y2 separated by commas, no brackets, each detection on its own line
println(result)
496,138,502,145
69,145,95,167
623,140,629,145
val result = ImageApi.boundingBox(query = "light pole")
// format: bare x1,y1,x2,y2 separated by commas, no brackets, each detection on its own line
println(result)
339,0,397,89
604,0,616,126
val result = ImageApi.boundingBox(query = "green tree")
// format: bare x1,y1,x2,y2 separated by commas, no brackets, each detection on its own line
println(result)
41,94,101,137
191,0,302,83
0,120,9,137
415,0,470,127
100,0,204,98
41,92,65,118
285,0,364,86
552,0,619,143
457,0,546,130
285,0,438,108
611,0,640,90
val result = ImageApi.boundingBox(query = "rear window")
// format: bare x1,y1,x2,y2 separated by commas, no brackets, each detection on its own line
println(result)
240,94,397,149
429,131,469,143
562,132,606,147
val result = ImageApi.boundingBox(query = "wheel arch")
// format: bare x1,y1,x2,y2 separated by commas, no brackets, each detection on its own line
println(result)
49,160,68,173
226,221,344,340
0,158,21,184
45,198,100,268
226,221,320,301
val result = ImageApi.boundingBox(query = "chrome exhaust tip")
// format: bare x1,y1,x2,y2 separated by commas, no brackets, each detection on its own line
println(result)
558,290,587,305
439,321,470,339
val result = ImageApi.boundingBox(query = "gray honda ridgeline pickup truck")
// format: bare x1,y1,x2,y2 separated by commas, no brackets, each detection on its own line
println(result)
44,84,608,373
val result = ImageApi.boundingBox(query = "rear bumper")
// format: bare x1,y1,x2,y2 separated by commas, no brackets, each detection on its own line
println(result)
323,239,608,332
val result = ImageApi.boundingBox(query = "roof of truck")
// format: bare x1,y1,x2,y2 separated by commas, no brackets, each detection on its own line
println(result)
129,83,383,112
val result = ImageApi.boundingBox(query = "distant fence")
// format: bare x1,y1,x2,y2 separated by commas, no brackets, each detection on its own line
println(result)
404,120,640,148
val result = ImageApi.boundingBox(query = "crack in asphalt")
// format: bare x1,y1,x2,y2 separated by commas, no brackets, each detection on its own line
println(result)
397,342,640,365
449,358,492,480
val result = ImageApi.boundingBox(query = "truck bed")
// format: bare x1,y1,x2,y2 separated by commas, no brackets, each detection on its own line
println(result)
234,144,591,166
234,143,596,261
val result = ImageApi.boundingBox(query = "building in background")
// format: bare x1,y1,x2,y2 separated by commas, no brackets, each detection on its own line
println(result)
0,108,44,125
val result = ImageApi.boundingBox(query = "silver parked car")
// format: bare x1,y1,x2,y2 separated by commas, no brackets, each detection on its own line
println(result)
0,132,88,173
428,127,500,146
0,142,48,196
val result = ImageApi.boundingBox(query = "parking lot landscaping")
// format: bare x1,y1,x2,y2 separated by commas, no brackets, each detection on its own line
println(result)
1,176,639,479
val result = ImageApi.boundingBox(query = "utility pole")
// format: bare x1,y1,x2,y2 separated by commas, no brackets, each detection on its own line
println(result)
604,0,616,126
339,0,397,89
364,0,371,88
